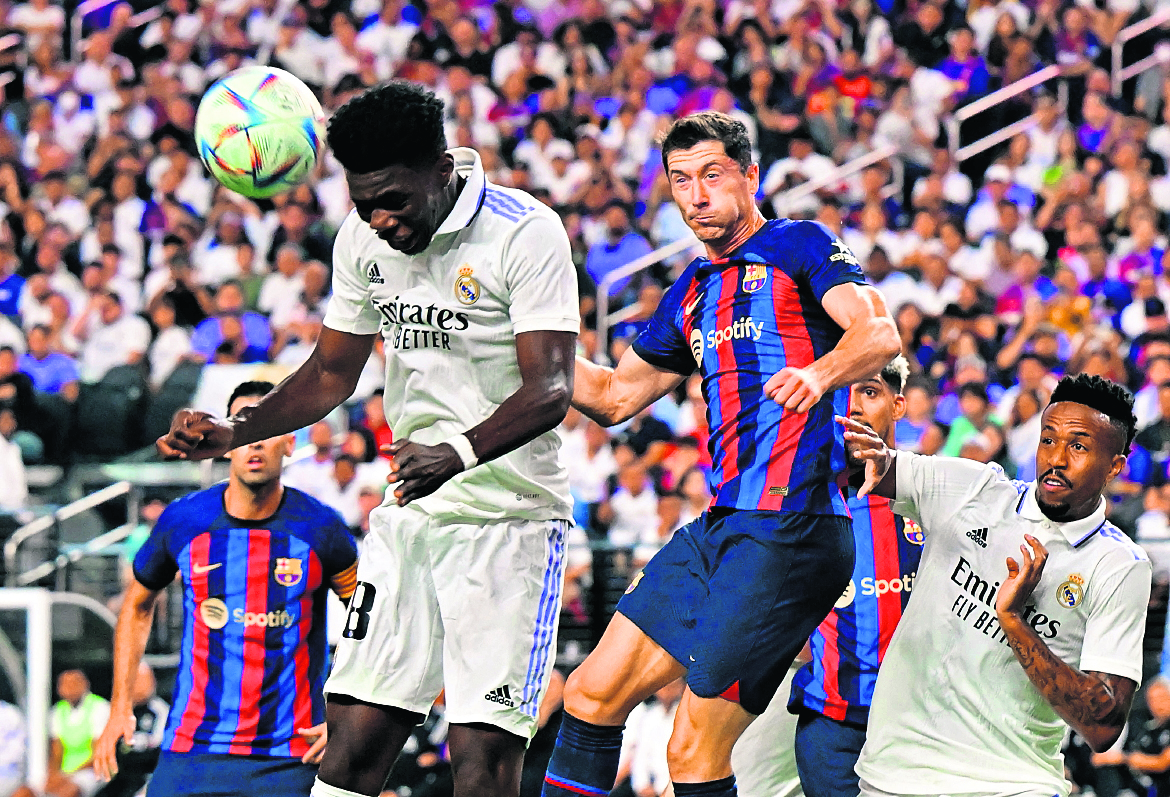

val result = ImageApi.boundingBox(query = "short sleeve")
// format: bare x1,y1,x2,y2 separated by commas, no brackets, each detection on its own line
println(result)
323,215,382,336
1078,558,1152,682
891,451,995,534
502,210,580,335
630,264,697,376
315,511,358,579
795,221,866,301
132,507,180,591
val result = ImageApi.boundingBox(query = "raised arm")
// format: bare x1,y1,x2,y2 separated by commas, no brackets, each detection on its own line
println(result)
573,347,687,427
996,536,1136,752
766,282,899,412
93,579,164,780
157,326,376,460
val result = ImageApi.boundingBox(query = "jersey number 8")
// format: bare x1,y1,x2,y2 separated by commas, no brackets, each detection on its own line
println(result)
343,581,376,640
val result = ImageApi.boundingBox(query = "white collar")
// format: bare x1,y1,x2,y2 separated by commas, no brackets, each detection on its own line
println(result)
434,147,487,237
1016,484,1108,548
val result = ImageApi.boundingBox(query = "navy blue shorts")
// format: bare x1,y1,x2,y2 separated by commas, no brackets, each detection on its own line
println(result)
618,509,852,716
146,751,317,797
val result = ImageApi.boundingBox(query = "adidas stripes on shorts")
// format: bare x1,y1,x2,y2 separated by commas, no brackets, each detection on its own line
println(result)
325,504,568,741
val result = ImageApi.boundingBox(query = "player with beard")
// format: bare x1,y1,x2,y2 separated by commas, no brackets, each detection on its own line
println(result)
841,373,1151,797
94,381,358,797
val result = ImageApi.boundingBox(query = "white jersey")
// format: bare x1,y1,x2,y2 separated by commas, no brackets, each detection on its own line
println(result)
324,147,579,523
856,452,1151,797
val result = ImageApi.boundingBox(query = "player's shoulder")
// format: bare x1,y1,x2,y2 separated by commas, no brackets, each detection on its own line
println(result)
279,486,348,527
1085,521,1150,567
478,181,560,231
158,484,227,529
759,219,838,248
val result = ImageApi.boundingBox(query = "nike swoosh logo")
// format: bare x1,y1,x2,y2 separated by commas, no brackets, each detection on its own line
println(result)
684,296,700,315
193,563,222,574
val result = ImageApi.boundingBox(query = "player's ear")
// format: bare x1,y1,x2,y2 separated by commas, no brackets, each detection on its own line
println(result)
746,161,759,192
892,393,907,422
283,434,296,457
1108,452,1127,483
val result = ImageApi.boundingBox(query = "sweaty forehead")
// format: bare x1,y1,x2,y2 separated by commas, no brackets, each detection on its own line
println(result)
666,142,735,173
346,165,418,199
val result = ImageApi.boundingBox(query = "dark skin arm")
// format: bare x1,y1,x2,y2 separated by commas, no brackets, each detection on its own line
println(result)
996,535,1136,753
157,326,376,459
385,329,575,505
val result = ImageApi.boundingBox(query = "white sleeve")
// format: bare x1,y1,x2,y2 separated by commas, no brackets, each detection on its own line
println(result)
501,210,580,335
323,217,381,336
48,706,60,740
891,451,998,535
1078,557,1152,682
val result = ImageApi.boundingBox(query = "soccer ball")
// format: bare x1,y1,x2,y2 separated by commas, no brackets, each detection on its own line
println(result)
194,66,326,199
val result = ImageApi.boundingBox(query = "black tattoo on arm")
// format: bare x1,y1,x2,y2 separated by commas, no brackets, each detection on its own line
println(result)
1000,613,1135,752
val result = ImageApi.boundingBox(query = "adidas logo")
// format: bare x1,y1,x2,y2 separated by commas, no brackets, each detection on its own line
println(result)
966,527,988,548
485,685,515,707
367,263,384,284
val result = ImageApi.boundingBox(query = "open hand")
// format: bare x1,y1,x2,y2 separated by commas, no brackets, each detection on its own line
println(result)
156,409,235,460
93,709,135,780
297,722,328,764
384,439,464,506
996,534,1048,617
836,415,892,498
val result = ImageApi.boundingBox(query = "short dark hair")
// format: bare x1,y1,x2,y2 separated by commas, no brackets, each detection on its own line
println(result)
227,380,276,415
958,381,989,403
1048,373,1137,455
660,111,752,174
327,80,447,173
878,355,910,393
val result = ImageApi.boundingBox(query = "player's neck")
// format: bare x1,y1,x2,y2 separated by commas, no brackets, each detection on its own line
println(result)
224,479,284,520
706,210,766,260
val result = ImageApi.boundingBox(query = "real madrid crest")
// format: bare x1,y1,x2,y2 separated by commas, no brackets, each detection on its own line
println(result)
274,557,303,587
1057,573,1084,609
455,265,480,305
903,519,925,545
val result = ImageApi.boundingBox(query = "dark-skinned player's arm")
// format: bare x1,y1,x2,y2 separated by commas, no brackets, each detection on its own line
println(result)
765,283,900,413
996,535,1139,752
93,579,164,780
573,347,688,427
157,327,376,460
384,329,576,505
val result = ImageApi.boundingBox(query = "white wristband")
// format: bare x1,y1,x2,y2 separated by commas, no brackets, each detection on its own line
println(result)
444,433,478,470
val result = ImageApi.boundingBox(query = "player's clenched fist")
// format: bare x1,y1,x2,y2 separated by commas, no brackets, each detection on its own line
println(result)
157,409,235,460
764,366,825,413
384,439,465,506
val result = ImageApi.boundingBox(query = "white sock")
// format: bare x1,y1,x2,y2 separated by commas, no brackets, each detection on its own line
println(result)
311,779,370,797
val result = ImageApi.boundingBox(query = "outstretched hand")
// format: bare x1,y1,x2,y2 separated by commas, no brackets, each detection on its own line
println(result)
996,535,1048,617
836,415,892,498
156,409,235,461
384,439,465,506
93,709,135,781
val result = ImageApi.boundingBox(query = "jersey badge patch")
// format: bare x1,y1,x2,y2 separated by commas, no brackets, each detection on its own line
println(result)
742,263,767,293
455,265,480,305
625,570,644,595
200,597,229,630
830,240,859,266
689,329,704,367
903,519,925,545
1056,573,1084,608
366,262,384,284
274,557,304,587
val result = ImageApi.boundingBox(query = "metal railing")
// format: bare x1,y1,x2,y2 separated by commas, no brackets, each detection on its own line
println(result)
945,64,1063,161
4,481,134,586
768,144,897,212
1112,7,1170,97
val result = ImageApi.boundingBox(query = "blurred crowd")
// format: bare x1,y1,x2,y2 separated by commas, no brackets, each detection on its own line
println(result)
3,0,1170,790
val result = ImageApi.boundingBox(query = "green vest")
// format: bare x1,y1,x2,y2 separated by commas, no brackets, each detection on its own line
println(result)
53,693,106,773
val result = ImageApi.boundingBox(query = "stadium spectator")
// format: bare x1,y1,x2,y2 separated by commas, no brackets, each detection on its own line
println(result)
74,291,150,384
188,280,272,363
0,699,25,797
45,670,110,797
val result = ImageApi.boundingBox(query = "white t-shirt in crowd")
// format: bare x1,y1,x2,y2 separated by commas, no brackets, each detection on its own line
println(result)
80,313,151,383
856,452,1151,797
324,147,579,523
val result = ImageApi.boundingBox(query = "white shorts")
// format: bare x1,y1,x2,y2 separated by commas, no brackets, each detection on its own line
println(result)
859,781,1059,797
325,505,568,741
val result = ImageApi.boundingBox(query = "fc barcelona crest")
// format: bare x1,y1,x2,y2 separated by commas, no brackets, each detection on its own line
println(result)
903,519,925,545
274,558,303,587
742,263,767,293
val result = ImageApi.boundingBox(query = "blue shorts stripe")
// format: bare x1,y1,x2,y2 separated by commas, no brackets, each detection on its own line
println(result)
544,773,610,796
522,522,566,716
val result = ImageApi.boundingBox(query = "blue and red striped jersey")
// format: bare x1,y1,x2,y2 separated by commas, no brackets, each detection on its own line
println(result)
133,484,358,757
632,219,865,515
789,488,923,724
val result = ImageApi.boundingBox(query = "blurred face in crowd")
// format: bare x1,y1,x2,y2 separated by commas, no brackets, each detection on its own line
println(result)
216,283,245,315
1148,679,1170,722
903,384,934,422
1035,401,1126,522
667,139,760,256
227,393,295,489
57,670,89,706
